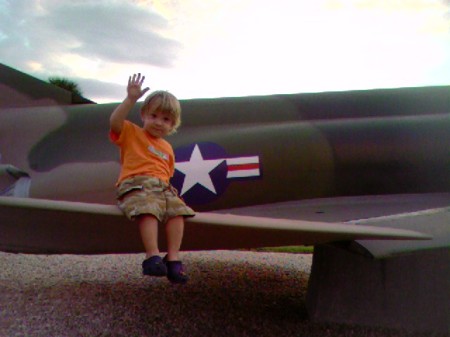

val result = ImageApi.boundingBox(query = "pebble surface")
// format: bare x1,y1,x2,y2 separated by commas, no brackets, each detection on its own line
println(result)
0,251,434,337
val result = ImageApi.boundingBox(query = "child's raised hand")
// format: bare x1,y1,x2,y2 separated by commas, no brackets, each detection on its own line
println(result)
127,73,150,101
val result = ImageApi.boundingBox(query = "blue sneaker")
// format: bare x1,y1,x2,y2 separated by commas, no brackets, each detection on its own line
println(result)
163,255,189,284
142,256,167,277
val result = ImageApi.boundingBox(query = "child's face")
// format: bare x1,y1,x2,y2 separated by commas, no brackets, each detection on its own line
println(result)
141,107,174,138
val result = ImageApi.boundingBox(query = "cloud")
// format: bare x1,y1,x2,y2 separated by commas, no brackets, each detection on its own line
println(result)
0,0,181,75
0,0,449,103
46,1,181,66
75,77,125,103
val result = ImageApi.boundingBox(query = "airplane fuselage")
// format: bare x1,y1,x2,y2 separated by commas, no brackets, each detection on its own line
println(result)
1,86,449,211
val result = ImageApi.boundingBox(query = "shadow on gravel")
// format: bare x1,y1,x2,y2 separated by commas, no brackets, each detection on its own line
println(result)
0,253,438,337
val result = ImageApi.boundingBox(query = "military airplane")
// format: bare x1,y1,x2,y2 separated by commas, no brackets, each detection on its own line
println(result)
1,84,449,332
0,85,449,254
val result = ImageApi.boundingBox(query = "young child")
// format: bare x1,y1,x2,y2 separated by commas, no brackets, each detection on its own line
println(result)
110,73,195,284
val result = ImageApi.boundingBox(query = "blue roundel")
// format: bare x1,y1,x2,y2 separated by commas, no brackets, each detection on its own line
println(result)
171,142,230,205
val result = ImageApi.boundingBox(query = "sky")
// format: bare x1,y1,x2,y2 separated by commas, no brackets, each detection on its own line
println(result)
0,0,449,103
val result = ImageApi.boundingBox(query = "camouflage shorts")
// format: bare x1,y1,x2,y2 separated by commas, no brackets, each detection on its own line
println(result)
116,176,195,223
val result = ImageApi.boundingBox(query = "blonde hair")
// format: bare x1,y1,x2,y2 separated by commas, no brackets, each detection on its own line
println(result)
141,90,181,134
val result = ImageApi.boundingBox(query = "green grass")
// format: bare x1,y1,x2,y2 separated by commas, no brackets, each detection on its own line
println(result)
254,245,314,254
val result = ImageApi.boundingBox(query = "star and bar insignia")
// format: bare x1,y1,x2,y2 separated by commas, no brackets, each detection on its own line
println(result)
172,142,261,205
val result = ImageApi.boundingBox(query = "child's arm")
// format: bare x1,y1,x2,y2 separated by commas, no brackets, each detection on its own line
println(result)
109,73,149,135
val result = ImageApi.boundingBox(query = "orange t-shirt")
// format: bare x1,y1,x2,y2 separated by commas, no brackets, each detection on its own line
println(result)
110,120,175,184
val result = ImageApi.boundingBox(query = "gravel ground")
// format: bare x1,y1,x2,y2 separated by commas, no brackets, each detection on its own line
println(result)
0,251,439,337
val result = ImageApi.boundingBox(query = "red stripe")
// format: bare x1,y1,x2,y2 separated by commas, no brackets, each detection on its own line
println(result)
228,163,260,171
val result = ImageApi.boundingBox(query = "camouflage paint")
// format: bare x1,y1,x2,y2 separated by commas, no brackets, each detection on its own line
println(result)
0,86,449,210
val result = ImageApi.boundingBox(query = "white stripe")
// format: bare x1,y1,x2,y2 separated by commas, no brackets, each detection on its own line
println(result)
226,156,259,165
227,169,260,179
348,207,450,224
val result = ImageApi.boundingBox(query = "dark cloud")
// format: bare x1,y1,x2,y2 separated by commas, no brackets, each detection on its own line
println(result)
0,0,181,74
46,2,180,66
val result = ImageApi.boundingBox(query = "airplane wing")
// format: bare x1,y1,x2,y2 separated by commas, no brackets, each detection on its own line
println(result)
214,193,449,258
0,196,430,254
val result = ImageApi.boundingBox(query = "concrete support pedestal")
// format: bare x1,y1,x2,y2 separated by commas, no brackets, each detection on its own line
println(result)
306,244,449,333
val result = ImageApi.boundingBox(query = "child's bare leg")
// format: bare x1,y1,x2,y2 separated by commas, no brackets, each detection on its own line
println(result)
138,215,159,258
165,216,184,261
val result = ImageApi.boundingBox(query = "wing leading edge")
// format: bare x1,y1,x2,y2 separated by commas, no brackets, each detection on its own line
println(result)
0,196,430,254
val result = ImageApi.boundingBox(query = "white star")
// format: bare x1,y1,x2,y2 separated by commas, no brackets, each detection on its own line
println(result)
175,144,224,196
